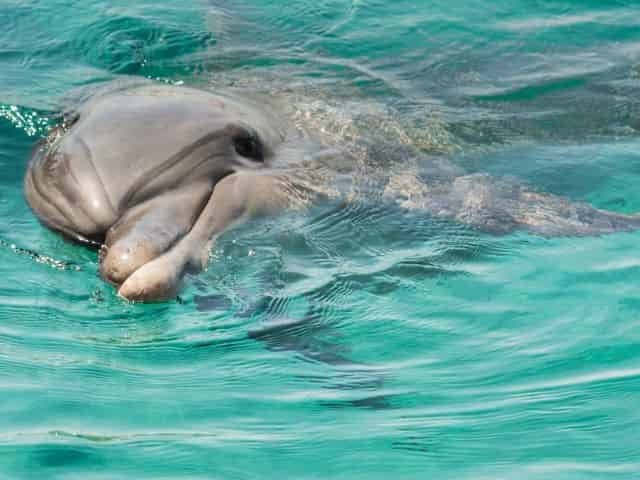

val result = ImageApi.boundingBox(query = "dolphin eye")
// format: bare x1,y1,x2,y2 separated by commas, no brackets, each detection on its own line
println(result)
233,129,264,163
63,112,80,129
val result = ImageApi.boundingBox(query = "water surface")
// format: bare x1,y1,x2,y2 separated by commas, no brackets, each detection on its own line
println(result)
2,0,640,478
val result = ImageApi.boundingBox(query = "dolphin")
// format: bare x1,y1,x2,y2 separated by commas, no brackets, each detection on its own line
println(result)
24,82,640,301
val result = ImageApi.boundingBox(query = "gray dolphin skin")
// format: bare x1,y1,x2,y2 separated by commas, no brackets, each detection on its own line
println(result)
24,82,640,302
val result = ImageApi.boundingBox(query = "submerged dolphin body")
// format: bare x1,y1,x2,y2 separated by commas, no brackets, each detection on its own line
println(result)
24,82,640,301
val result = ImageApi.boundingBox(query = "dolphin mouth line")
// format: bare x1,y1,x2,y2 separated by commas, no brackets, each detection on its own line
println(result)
120,135,231,209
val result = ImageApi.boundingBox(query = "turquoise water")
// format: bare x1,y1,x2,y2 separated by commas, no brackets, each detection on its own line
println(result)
2,0,640,478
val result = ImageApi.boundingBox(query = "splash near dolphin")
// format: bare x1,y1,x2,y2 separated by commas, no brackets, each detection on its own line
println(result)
24,82,640,301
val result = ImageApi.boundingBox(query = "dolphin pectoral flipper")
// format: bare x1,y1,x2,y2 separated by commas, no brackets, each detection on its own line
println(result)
117,172,291,301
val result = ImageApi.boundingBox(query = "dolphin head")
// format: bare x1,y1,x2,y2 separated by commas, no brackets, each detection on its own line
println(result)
25,84,290,301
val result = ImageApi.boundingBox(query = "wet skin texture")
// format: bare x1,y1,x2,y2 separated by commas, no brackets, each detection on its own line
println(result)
24,82,640,301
